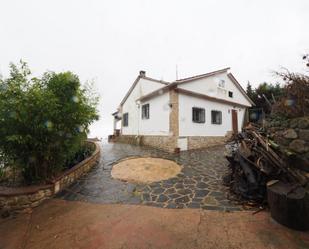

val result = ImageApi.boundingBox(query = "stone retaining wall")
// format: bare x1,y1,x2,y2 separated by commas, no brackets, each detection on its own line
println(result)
0,141,100,213
267,116,309,160
187,136,228,150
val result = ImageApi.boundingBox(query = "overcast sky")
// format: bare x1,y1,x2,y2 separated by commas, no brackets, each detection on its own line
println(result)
1,0,309,138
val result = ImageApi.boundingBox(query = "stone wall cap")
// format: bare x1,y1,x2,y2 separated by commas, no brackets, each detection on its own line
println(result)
0,184,53,197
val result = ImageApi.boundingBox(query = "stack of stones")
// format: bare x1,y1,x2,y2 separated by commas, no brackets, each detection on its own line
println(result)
266,116,309,160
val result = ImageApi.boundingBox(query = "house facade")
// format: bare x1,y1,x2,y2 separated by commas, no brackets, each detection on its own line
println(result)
112,68,254,152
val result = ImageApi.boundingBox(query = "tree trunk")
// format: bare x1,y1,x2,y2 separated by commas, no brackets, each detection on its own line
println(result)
267,181,309,231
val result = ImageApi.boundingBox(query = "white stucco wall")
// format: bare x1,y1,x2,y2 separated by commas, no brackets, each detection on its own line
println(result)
178,94,246,137
121,77,167,135
140,78,166,96
139,92,170,135
178,72,251,107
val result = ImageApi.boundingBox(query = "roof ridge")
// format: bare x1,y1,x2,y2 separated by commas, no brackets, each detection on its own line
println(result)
175,67,230,83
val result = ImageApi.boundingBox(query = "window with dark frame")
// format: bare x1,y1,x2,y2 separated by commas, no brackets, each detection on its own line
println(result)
141,104,150,119
123,113,129,127
192,107,205,123
211,110,222,124
228,91,233,98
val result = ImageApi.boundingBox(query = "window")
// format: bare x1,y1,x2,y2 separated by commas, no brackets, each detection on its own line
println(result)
192,107,205,123
141,104,150,119
211,110,222,124
123,113,129,127
218,79,225,88
228,91,233,98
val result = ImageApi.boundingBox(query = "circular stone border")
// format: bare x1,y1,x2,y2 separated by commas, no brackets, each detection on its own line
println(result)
111,157,182,184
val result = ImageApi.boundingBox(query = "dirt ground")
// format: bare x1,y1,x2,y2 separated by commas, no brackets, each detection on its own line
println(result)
1,199,308,249
111,157,182,183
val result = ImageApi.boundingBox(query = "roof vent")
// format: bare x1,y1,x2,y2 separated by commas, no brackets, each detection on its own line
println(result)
139,70,146,77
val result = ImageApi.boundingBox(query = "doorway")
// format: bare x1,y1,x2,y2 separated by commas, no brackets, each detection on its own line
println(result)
231,109,238,134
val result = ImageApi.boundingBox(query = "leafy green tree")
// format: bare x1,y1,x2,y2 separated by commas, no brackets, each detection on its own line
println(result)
246,81,284,114
0,61,99,183
246,81,254,101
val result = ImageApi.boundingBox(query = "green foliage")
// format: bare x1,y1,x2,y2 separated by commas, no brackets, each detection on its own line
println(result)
246,81,284,114
64,142,95,169
0,61,99,184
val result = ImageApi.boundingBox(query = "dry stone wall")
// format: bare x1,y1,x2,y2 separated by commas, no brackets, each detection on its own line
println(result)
267,116,309,160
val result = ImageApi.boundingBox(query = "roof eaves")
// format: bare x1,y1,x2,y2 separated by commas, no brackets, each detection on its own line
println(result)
138,83,176,102
120,76,141,106
176,88,251,108
141,76,170,85
227,73,255,106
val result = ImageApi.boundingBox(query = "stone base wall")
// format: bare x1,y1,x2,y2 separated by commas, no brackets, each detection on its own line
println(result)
187,136,228,150
141,136,177,153
114,135,141,146
0,141,100,213
114,135,177,153
114,135,230,152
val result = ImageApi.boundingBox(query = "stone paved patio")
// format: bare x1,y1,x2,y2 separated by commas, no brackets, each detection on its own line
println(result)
57,142,242,211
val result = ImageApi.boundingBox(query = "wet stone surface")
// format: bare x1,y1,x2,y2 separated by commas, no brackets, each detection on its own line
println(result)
56,142,243,211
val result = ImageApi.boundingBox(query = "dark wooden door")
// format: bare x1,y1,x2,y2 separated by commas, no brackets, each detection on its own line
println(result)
232,109,238,134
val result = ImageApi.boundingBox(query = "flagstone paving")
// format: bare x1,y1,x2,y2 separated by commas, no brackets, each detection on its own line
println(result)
57,142,242,211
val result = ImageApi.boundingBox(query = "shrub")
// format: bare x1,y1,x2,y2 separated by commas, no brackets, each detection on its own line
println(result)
64,142,96,169
0,61,99,184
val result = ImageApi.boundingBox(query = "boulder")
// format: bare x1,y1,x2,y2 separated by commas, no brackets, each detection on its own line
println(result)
290,118,299,129
298,117,309,129
299,129,309,141
283,129,298,139
289,139,308,154
274,136,290,146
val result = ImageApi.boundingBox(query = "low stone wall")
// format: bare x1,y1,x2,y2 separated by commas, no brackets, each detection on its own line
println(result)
0,141,100,213
114,135,177,152
187,136,228,150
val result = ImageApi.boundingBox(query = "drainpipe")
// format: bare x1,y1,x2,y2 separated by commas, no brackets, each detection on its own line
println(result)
136,100,141,145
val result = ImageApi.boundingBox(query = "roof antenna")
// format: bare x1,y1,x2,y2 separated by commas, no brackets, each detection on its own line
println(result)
176,64,179,80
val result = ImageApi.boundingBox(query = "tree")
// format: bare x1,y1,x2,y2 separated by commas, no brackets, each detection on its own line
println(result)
273,55,309,117
0,61,99,183
246,81,284,114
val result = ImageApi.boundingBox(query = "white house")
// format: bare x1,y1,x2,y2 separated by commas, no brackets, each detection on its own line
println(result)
112,68,254,152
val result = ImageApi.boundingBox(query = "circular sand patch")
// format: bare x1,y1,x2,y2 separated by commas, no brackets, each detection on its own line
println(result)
111,157,182,184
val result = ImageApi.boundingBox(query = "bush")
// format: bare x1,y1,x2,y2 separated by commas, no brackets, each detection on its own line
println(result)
0,61,99,184
64,142,96,169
